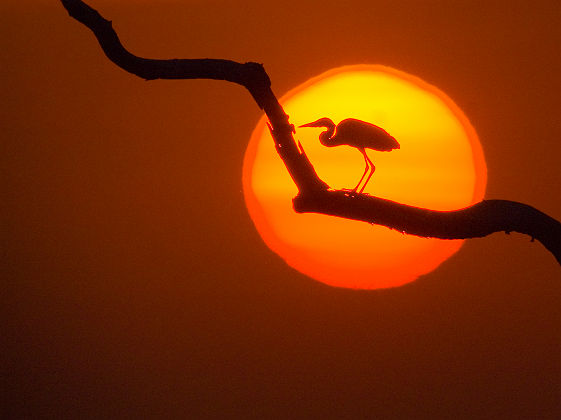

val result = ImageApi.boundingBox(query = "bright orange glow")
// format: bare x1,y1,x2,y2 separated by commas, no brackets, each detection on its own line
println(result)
243,65,487,289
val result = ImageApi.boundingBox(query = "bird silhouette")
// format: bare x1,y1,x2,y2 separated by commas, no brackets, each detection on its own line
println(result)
299,117,400,193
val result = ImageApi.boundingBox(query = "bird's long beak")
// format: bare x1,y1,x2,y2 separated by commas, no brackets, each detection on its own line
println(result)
299,119,323,128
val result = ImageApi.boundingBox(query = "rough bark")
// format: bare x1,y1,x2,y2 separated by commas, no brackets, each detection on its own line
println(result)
60,0,561,266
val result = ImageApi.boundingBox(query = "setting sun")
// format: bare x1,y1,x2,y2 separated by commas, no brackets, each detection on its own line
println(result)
243,65,487,289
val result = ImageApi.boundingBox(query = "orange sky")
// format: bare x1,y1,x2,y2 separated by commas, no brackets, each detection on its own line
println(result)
4,0,561,417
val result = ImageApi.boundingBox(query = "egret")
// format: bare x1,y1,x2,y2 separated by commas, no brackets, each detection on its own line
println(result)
299,117,400,193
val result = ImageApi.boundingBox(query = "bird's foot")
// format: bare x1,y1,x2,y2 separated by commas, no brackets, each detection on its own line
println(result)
342,188,360,198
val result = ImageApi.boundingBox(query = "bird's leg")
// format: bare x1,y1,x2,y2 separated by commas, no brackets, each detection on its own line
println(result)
359,152,375,194
352,149,370,193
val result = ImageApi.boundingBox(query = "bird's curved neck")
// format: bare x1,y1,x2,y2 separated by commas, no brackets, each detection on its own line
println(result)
319,126,336,146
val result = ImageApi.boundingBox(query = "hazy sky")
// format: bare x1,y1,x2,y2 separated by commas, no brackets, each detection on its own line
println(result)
5,0,561,417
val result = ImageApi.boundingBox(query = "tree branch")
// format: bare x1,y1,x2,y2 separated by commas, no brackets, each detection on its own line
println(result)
60,0,328,194
60,0,561,266
294,192,561,264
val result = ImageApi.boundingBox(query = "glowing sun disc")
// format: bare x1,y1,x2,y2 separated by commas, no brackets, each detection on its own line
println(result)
243,65,487,289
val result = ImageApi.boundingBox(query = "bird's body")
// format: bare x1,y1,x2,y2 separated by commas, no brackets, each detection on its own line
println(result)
299,117,400,193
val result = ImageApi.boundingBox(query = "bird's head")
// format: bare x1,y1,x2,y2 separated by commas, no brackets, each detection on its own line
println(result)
299,118,335,130
299,118,336,145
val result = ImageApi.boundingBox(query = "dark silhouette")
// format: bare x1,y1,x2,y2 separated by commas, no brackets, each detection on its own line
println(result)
59,0,561,266
299,118,400,193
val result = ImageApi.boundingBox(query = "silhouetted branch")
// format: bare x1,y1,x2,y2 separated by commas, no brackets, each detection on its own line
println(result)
60,0,561,266
294,192,561,264
60,0,327,194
